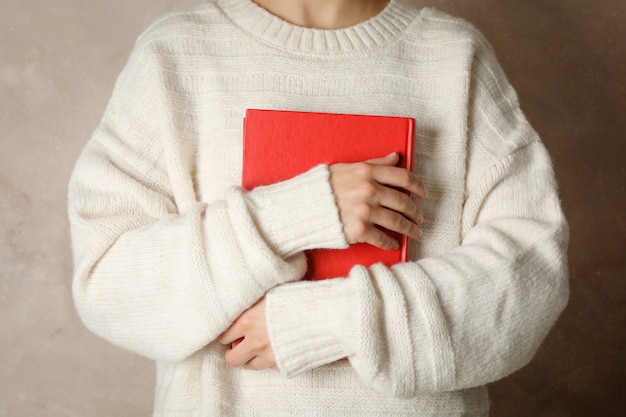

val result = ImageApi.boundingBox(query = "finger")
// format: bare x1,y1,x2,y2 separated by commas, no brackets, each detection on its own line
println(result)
358,226,401,250
217,323,243,345
373,184,423,224
241,353,276,371
366,152,400,166
371,165,428,199
224,338,256,367
370,206,423,241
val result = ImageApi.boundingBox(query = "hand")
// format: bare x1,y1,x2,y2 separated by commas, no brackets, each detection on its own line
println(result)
329,152,427,250
217,298,277,371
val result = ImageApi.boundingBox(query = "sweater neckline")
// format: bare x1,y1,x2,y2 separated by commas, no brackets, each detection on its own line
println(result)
214,0,421,55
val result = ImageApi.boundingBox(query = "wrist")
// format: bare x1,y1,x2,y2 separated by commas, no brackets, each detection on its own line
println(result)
246,164,348,258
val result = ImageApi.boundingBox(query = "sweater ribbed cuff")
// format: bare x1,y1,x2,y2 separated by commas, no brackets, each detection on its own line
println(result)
265,279,355,377
246,165,348,258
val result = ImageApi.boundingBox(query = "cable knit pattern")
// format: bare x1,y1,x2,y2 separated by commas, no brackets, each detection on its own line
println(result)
68,0,569,415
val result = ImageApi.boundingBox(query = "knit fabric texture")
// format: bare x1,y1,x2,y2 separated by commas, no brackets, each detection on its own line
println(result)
68,0,570,415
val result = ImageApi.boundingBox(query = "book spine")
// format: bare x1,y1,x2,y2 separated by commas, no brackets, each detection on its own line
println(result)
401,118,416,263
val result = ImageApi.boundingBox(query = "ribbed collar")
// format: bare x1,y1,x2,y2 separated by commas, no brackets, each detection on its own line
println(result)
214,0,422,55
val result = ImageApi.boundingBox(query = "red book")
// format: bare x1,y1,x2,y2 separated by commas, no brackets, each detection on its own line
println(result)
242,109,415,280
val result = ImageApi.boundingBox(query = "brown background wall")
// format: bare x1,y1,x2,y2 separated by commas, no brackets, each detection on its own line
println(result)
1,0,624,416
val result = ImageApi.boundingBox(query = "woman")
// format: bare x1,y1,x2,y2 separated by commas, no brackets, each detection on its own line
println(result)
68,0,569,415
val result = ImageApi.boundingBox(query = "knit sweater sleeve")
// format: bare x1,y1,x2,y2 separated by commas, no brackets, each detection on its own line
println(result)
265,31,569,396
68,38,347,362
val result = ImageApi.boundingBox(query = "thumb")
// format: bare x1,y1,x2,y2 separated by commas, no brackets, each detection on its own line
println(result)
366,152,400,166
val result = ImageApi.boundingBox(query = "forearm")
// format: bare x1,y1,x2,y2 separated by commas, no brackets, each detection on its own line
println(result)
265,142,569,396
70,147,346,362
70,196,304,362
266,218,568,396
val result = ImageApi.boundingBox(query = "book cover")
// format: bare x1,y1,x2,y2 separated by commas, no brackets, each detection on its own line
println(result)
242,108,415,280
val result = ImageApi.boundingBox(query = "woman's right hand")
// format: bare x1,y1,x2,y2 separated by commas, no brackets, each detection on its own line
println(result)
329,152,427,250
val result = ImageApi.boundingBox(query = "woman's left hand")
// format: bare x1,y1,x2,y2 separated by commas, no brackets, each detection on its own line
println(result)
218,297,277,371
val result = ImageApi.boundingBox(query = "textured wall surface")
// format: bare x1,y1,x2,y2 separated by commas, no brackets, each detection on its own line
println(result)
1,1,624,416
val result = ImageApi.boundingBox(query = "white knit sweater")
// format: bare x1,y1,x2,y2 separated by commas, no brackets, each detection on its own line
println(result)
68,0,569,415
